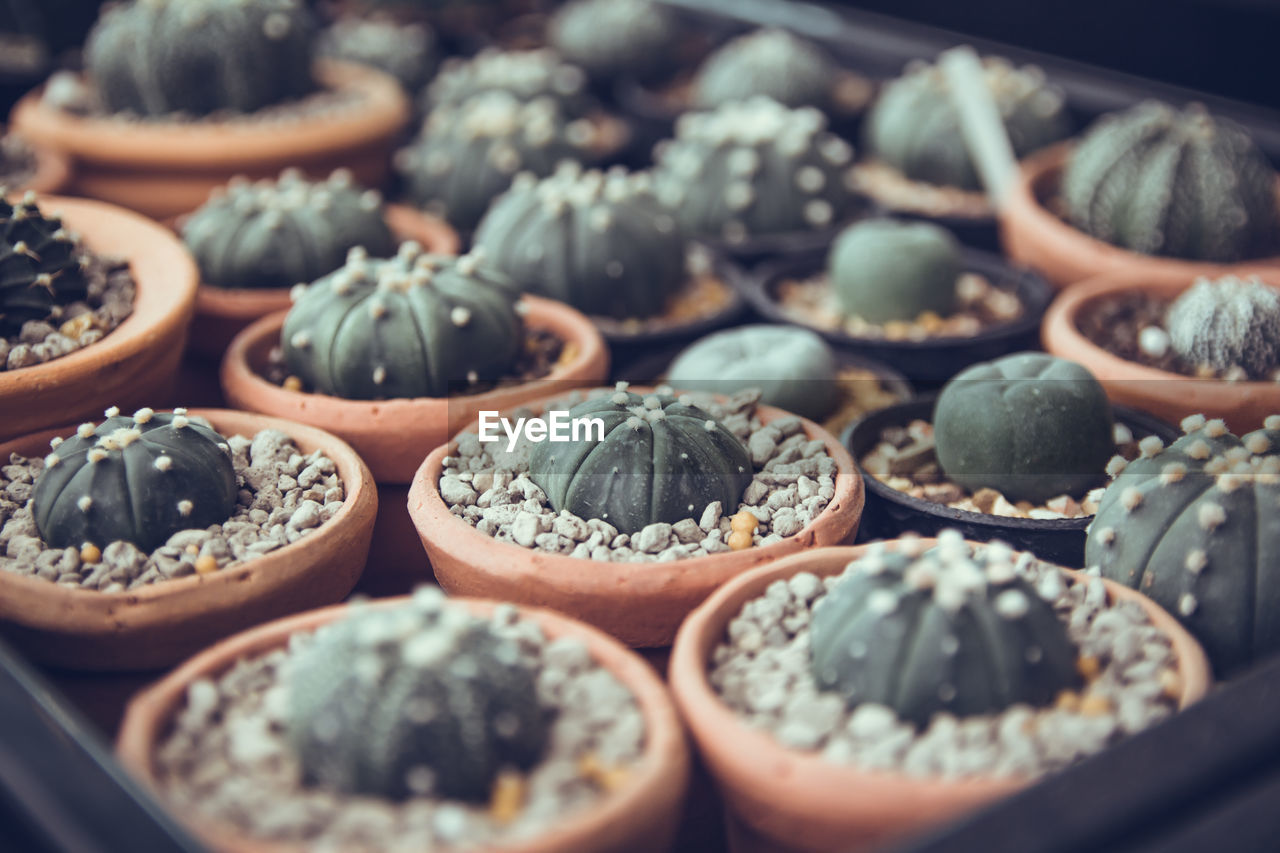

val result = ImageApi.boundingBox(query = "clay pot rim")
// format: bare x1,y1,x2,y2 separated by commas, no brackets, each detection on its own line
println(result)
15,143,73,194
115,595,690,853
617,67,875,124
851,157,998,223
594,254,747,347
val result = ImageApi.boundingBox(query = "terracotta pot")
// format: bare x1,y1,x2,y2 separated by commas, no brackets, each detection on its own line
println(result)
0,409,377,672
10,60,410,221
116,595,691,853
9,140,73,194
668,541,1212,853
1000,144,1280,288
407,388,865,648
0,194,198,443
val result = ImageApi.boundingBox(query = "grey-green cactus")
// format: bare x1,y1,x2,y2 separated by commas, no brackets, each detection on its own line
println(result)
828,218,962,323
423,48,593,118
31,407,238,552
1063,102,1278,262
933,353,1116,504
282,588,550,802
316,15,437,92
691,28,836,112
0,192,90,337
810,531,1080,726
528,388,753,535
1165,276,1280,378
548,0,681,84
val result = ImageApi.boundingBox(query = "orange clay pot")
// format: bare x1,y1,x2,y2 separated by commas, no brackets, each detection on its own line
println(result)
6,140,73,194
1000,144,1280,288
668,541,1212,853
0,195,198,443
10,60,409,221
1042,269,1280,434
0,409,376,672
407,388,865,648
116,596,691,853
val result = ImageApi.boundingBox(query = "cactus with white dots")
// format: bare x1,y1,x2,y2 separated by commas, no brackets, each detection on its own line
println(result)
691,28,837,112
423,47,593,117
1165,276,1280,378
0,192,91,337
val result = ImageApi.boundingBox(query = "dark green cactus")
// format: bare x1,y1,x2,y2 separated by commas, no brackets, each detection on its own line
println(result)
1165,276,1280,378
472,163,686,320
828,218,962,323
811,531,1081,725
182,168,396,291
1062,102,1278,262
933,353,1116,504
528,388,753,535
423,48,593,118
548,0,681,84
282,243,523,400
282,588,550,802
31,407,238,552
691,28,836,112
316,15,437,93
0,192,91,337
85,0,316,118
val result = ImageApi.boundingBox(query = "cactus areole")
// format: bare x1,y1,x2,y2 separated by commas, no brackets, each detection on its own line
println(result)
0,192,91,337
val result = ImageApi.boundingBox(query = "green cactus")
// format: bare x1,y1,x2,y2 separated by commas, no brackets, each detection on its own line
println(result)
31,407,238,552
548,0,681,84
828,218,961,323
1062,102,1278,262
932,353,1116,504
810,531,1081,726
316,15,437,92
528,388,753,535
1165,276,1280,378
0,192,91,337
691,28,836,112
423,48,593,118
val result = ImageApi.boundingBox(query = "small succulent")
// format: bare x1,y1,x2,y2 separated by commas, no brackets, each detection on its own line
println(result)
423,48,593,118
32,407,238,552
691,28,836,112
827,218,962,323
181,168,396,290
528,388,753,535
548,0,681,84
810,531,1080,726
1165,276,1280,378
0,192,90,337
282,587,550,802
933,353,1116,504
316,15,437,92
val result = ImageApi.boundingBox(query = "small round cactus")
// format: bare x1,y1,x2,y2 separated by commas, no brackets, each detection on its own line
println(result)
282,588,550,801
548,0,681,84
472,163,686,319
1063,102,1278,262
691,28,836,111
1165,276,1280,378
181,168,396,290
31,407,238,552
933,353,1116,504
827,218,962,323
423,48,593,118
0,192,91,337
529,388,753,535
810,532,1080,726
316,15,437,92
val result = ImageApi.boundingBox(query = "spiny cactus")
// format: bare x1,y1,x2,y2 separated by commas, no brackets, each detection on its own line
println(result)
182,168,396,291
1165,276,1280,378
282,587,550,802
828,218,961,323
282,243,522,400
810,531,1080,726
1063,102,1278,262
529,388,753,535
85,0,316,117
0,192,91,337
423,48,593,118
31,407,238,552
548,0,681,84
691,28,836,112
316,15,437,93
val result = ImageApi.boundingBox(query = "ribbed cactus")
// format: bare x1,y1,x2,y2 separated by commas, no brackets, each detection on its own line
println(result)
528,389,753,535
933,353,1116,504
182,168,396,290
0,192,90,337
282,588,549,802
31,407,238,552
1165,276,1280,378
691,28,836,112
828,218,961,323
472,163,686,319
1063,102,1278,262
548,0,681,83
316,15,437,92
810,531,1080,726
85,0,316,117
282,244,522,400
424,48,593,118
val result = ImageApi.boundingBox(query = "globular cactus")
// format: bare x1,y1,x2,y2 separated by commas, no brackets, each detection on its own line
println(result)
864,57,1071,191
316,15,437,93
529,388,753,535
1063,102,1278,262
423,48,593,118
282,244,523,400
85,0,316,117
548,0,681,84
1087,414,1280,674
691,28,836,112
32,407,238,552
652,97,858,243
933,353,1116,504
1165,276,1280,378
828,218,961,323
472,163,686,319
810,531,1080,726
282,588,550,802
0,192,90,337
181,168,396,290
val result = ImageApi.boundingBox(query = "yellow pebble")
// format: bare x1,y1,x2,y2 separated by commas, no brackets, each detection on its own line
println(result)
195,554,218,574
1076,655,1101,681
557,341,580,366
79,543,101,564
1079,692,1113,716
1158,668,1182,700
1054,690,1080,712
185,543,199,555
729,511,758,533
917,311,944,334
283,375,304,392
578,753,630,792
727,529,754,551
488,770,526,823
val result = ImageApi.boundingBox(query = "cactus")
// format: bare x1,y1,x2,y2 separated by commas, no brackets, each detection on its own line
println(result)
691,28,836,112
864,57,1071,191
85,0,316,117
528,388,753,535
828,218,961,323
0,192,91,337
31,407,238,552
1165,276,1280,378
810,531,1080,726
1062,102,1278,262
933,353,1116,504
282,244,522,400
548,0,681,84
282,588,550,802
181,168,396,291
316,15,437,92
472,163,686,319
652,97,858,243
423,48,593,118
